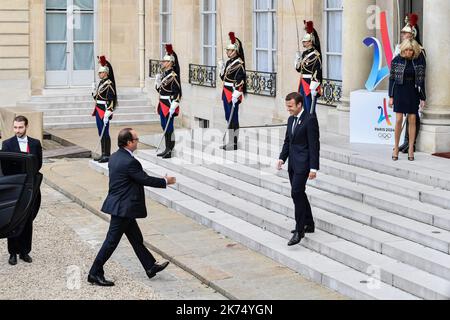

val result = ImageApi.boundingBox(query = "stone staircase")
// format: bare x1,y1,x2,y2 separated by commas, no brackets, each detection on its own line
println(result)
89,127,450,299
16,88,159,130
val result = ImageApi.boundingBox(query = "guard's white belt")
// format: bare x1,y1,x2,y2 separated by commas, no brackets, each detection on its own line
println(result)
301,74,312,79
223,82,235,87
160,95,171,100
96,100,107,105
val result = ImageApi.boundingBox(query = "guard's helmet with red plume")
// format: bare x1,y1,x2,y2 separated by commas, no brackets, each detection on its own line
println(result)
402,13,419,39
162,44,176,63
226,32,240,52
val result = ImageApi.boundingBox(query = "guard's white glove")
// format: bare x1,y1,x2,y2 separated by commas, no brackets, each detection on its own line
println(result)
103,109,113,125
155,73,162,89
169,101,179,115
91,81,97,97
231,90,242,105
310,80,320,97
294,51,302,69
217,60,225,76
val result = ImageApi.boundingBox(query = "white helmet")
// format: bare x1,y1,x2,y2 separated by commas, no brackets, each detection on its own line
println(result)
98,66,109,74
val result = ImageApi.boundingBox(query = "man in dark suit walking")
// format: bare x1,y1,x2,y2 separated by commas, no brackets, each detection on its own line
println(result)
88,128,176,286
1,115,42,265
277,92,320,246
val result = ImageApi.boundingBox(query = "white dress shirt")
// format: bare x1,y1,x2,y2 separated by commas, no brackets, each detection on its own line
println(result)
17,136,29,153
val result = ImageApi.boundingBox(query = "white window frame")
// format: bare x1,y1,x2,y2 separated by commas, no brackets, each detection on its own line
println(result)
252,0,277,72
160,0,172,58
200,0,216,66
323,0,343,80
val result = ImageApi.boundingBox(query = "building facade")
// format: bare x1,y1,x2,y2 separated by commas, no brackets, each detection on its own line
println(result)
0,0,448,152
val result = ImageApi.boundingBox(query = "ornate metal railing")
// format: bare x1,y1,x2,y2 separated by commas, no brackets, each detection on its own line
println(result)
246,70,277,97
189,64,217,88
318,78,342,107
149,59,161,78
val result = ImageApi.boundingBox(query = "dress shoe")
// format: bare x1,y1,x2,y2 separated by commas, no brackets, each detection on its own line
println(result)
291,225,315,234
8,254,17,265
146,261,170,279
19,254,32,263
220,144,238,151
287,232,304,246
98,156,110,163
87,274,115,287
162,150,172,159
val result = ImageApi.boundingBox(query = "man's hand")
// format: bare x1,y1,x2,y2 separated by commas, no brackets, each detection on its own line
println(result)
389,97,394,108
218,60,225,76
276,160,284,171
103,109,113,125
420,100,426,109
232,90,242,105
308,171,317,180
155,73,162,89
169,101,179,115
165,175,176,185
294,51,301,69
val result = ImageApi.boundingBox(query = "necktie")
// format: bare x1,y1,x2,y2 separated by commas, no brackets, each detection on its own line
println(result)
26,143,30,153
292,117,299,134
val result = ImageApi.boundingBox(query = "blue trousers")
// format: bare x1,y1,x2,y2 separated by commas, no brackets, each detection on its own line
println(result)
299,85,312,114
222,94,240,127
95,110,110,138
159,110,175,133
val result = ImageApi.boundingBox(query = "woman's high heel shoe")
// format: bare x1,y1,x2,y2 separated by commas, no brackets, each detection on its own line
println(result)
392,148,399,161
408,154,415,161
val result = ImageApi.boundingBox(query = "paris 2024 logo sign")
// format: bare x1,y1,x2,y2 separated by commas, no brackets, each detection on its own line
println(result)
364,10,394,127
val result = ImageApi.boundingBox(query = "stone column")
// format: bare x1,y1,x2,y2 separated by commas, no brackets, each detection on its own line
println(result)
138,0,145,89
417,0,450,153
327,0,376,136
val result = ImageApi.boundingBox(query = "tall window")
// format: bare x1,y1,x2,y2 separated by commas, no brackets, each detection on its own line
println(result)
324,0,343,80
160,0,172,57
201,0,216,66
253,0,277,72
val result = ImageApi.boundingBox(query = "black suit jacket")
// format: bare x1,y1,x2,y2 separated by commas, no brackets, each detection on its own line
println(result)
101,148,167,219
279,111,320,174
1,136,43,174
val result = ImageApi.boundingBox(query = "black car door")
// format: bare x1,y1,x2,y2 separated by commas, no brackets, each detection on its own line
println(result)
0,151,42,239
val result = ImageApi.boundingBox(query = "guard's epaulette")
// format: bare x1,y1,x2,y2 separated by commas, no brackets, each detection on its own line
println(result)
314,50,321,57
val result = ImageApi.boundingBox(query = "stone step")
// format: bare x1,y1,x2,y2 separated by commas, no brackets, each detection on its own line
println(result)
163,129,450,211
247,127,450,192
39,106,154,116
43,113,158,124
44,118,159,130
28,92,148,103
161,141,450,238
89,161,420,300
18,99,151,108
137,149,450,281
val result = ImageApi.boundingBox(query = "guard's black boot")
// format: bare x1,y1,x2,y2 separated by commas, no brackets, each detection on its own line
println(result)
94,136,106,161
157,133,170,157
162,132,175,159
98,136,111,163
221,123,238,151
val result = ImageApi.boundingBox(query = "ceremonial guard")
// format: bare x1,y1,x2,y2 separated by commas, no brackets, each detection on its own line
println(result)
218,32,246,151
295,21,322,114
394,14,425,154
155,44,181,159
92,56,117,163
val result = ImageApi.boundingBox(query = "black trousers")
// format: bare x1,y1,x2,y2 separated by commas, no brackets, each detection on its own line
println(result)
7,212,33,255
289,170,314,232
7,192,40,255
89,216,156,276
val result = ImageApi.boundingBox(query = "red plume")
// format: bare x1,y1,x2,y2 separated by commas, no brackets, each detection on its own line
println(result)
305,21,314,34
99,55,107,66
229,32,236,44
408,13,419,27
165,44,174,55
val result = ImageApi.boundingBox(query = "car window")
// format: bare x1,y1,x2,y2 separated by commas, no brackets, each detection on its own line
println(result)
1,156,28,176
